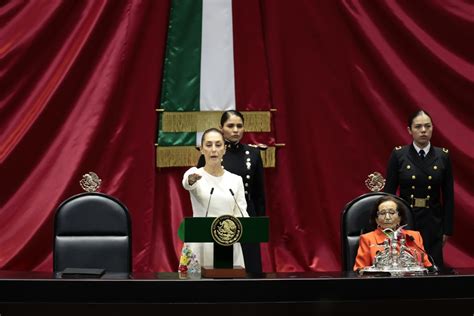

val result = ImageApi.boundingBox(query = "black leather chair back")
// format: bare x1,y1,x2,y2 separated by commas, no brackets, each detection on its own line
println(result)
53,192,131,273
341,192,413,271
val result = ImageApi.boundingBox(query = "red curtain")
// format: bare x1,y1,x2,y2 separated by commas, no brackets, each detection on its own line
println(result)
1,0,473,272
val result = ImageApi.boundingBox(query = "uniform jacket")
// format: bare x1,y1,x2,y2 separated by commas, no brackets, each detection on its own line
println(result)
384,145,454,235
353,228,432,271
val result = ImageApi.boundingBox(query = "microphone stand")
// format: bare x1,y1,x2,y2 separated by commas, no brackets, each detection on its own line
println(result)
405,235,439,273
204,188,214,217
229,189,245,217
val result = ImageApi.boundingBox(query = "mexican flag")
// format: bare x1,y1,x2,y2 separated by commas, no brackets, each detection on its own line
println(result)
157,0,275,167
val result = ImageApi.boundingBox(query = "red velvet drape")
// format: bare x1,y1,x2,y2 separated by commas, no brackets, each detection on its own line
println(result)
1,0,473,272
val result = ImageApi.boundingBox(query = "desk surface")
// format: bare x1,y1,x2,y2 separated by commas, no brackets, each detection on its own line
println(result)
1,269,474,304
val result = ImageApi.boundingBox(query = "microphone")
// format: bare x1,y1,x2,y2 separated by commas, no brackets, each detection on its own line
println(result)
229,189,245,217
405,234,439,273
204,187,214,217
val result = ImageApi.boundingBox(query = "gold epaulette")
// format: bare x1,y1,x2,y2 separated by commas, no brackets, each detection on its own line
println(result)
395,146,402,150
442,148,449,153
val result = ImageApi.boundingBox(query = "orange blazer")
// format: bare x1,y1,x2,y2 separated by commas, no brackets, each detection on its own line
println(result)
353,228,433,271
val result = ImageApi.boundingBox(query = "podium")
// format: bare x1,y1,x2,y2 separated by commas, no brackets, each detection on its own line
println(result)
178,216,269,278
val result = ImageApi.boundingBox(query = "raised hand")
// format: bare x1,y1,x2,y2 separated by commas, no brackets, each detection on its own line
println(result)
188,173,202,185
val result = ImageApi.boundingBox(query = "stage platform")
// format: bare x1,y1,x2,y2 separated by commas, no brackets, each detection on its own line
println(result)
1,269,473,315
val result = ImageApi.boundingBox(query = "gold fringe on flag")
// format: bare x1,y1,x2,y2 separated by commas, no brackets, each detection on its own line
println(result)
156,146,276,168
160,111,271,132
241,111,271,132
156,146,201,168
261,146,276,168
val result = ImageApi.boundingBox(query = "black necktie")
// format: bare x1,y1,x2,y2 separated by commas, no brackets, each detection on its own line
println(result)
419,149,425,159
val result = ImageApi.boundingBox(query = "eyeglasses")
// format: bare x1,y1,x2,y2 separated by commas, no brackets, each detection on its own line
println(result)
377,209,398,217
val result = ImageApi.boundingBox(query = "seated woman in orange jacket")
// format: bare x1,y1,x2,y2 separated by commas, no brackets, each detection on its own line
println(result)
353,196,433,272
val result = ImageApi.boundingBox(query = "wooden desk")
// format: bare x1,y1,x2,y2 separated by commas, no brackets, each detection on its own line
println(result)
1,269,473,315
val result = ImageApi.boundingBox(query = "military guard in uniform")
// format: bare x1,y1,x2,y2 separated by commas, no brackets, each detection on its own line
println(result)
384,110,454,269
197,110,266,273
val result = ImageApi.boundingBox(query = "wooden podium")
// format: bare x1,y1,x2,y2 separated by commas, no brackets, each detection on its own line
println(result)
178,216,269,278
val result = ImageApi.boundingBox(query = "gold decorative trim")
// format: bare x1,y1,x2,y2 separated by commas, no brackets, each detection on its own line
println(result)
160,111,271,132
156,146,201,168
261,146,275,168
79,172,102,192
156,146,276,168
364,171,386,192
211,215,243,246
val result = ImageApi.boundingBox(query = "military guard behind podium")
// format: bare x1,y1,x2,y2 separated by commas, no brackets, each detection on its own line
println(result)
384,109,454,269
198,110,266,273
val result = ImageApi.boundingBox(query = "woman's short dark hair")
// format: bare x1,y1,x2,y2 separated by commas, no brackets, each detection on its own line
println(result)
201,128,224,145
220,110,245,127
407,109,433,128
369,195,408,229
